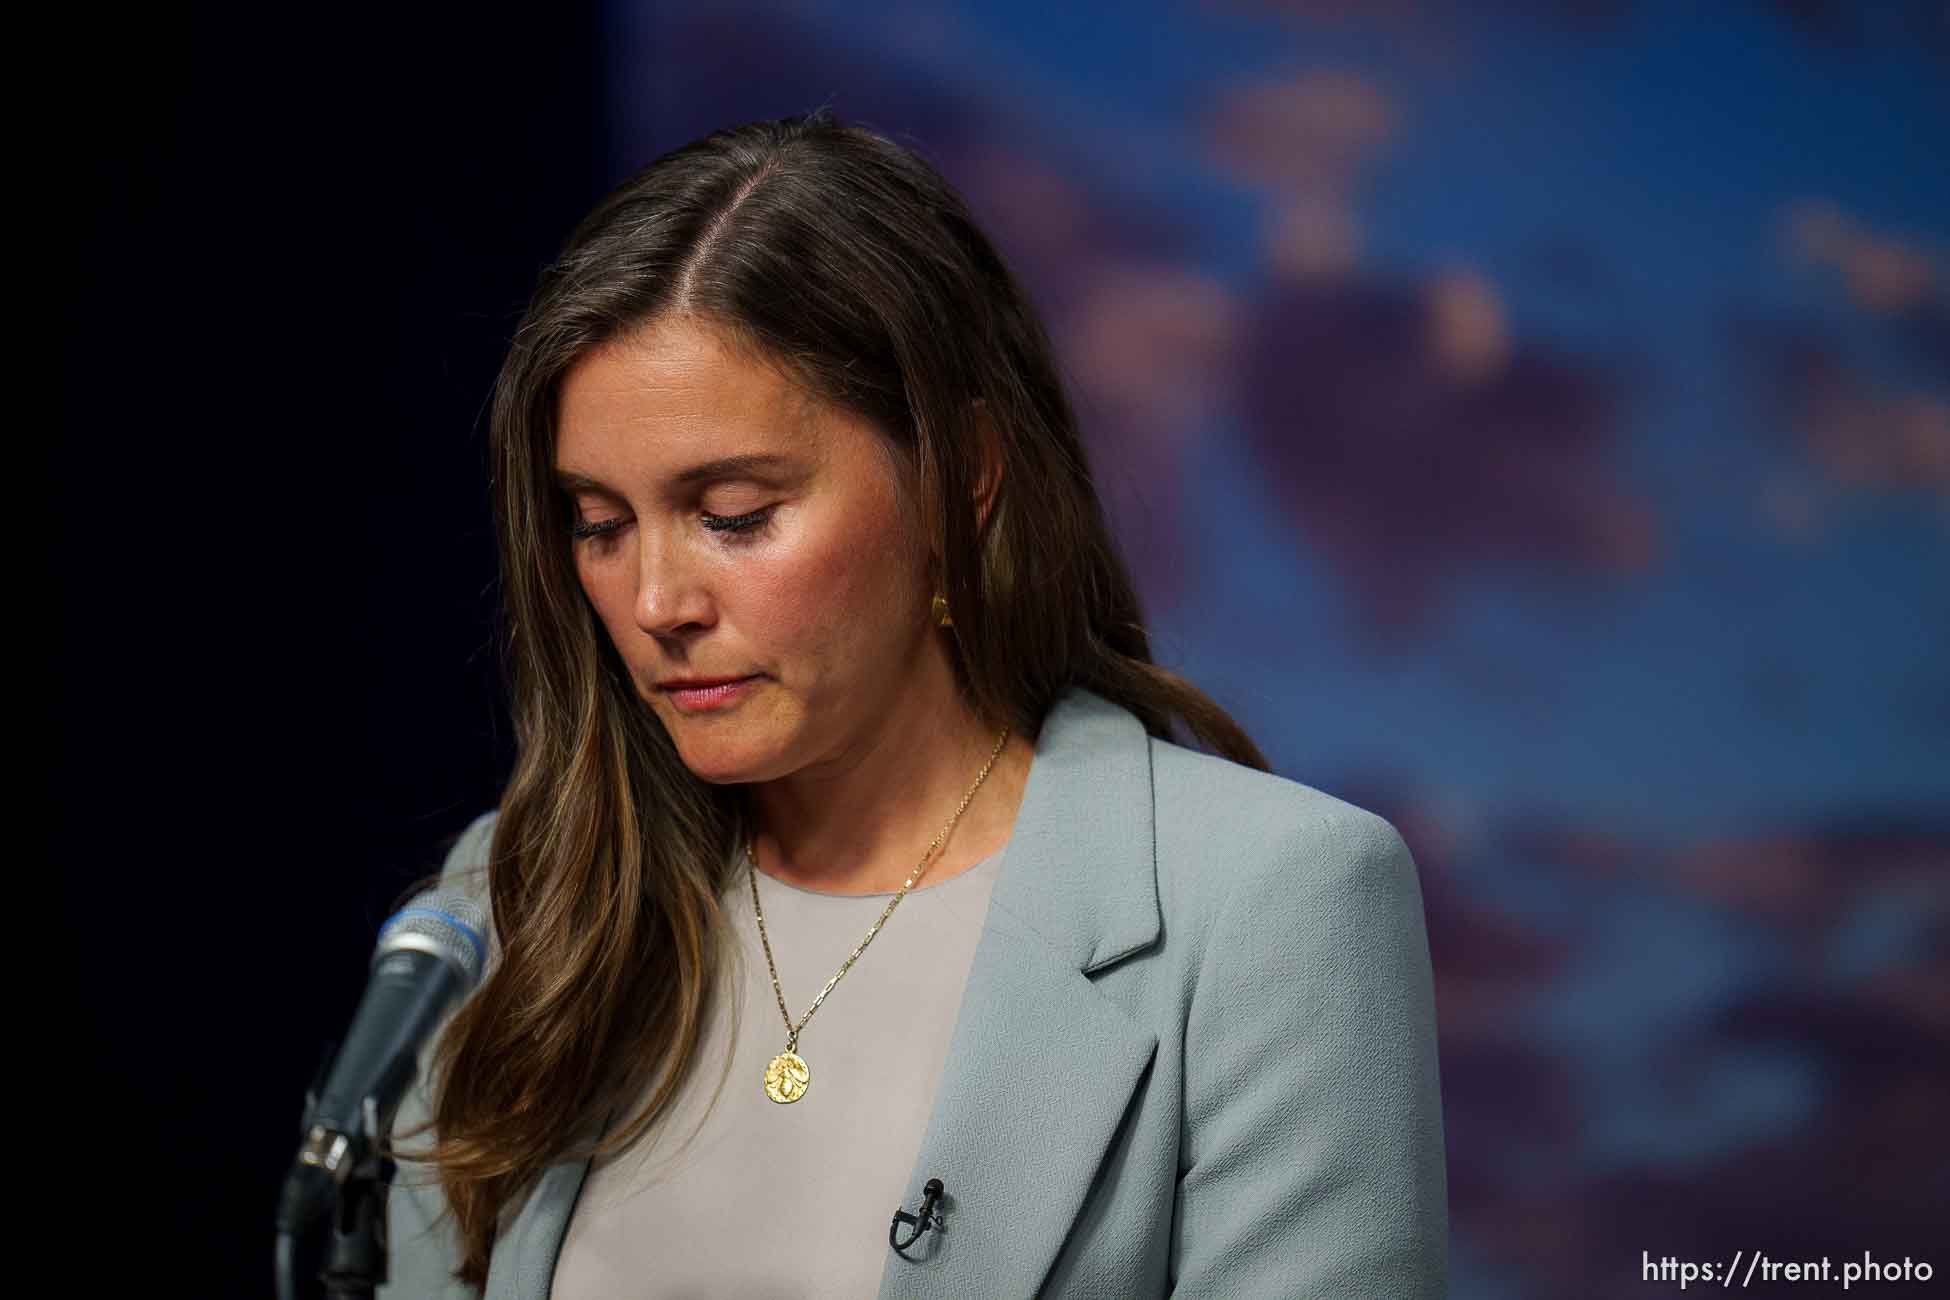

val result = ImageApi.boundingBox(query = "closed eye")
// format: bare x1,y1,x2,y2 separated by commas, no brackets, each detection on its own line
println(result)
700,507,775,537
569,516,625,545
567,507,776,550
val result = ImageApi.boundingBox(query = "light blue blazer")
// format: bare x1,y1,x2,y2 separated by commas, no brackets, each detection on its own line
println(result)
379,686,1448,1297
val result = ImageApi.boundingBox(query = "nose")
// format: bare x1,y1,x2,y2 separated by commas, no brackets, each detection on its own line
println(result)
631,525,716,639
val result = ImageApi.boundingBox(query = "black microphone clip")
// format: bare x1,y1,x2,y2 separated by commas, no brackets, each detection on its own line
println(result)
889,1176,946,1257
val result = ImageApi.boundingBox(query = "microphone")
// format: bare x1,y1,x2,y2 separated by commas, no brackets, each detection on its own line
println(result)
890,1176,947,1257
276,889,488,1235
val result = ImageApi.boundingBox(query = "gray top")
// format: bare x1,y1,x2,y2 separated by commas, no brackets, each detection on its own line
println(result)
551,844,1005,1299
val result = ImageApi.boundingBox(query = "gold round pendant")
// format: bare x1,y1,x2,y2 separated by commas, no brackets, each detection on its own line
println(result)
764,1050,810,1103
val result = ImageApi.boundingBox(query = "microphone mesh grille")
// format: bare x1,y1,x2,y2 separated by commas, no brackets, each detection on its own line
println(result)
375,890,490,986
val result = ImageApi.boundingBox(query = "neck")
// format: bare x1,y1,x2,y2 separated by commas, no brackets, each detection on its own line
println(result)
745,653,1034,896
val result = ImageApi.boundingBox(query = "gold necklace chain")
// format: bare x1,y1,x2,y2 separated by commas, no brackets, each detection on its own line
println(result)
745,724,1012,1104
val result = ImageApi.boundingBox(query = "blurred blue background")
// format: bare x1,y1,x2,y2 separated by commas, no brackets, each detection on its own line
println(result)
595,2,1947,1295
67,2,1943,1295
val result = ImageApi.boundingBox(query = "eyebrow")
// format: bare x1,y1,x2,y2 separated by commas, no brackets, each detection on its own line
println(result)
553,452,801,494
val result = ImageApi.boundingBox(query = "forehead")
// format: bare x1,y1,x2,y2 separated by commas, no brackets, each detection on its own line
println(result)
554,318,820,465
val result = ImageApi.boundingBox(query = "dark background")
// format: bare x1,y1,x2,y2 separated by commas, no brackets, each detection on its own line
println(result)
69,3,1946,1298
69,7,604,1294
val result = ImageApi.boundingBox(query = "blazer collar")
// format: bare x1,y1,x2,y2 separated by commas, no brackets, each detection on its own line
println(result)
488,685,1164,1299
973,684,1163,976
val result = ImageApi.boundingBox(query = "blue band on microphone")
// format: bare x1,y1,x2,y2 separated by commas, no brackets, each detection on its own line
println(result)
384,905,488,973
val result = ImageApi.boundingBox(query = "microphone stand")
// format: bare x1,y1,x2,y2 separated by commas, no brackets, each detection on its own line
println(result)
277,1070,401,1300
318,1144,397,1299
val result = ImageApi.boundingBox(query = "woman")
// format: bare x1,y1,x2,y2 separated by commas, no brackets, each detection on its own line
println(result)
379,110,1446,1298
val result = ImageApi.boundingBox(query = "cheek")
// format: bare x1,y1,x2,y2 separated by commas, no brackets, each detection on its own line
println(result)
575,560,640,646
752,511,920,652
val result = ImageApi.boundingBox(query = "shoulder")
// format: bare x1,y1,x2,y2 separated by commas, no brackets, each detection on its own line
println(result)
432,809,500,954
1150,742,1447,1294
1145,736,1422,941
437,809,498,884
1148,735,1413,878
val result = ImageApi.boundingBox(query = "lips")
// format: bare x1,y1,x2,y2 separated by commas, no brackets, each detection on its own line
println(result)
659,674,761,712
659,675,753,690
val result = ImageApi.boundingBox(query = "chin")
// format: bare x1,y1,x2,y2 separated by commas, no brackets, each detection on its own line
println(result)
666,732,773,785
669,749,744,785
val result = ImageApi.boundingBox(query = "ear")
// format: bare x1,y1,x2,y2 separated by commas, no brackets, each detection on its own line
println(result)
971,398,1003,531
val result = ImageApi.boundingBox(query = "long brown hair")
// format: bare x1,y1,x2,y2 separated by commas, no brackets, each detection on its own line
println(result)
404,108,1269,1287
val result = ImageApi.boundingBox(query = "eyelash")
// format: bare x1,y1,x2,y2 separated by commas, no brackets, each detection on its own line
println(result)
569,508,775,548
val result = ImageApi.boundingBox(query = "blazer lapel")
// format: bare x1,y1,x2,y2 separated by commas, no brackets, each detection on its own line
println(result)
492,686,1162,1300
486,1157,590,1300
877,686,1162,1298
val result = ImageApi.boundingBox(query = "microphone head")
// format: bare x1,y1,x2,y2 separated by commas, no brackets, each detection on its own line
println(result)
375,889,489,989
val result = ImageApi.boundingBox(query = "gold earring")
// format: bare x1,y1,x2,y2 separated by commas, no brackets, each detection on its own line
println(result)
931,593,953,627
